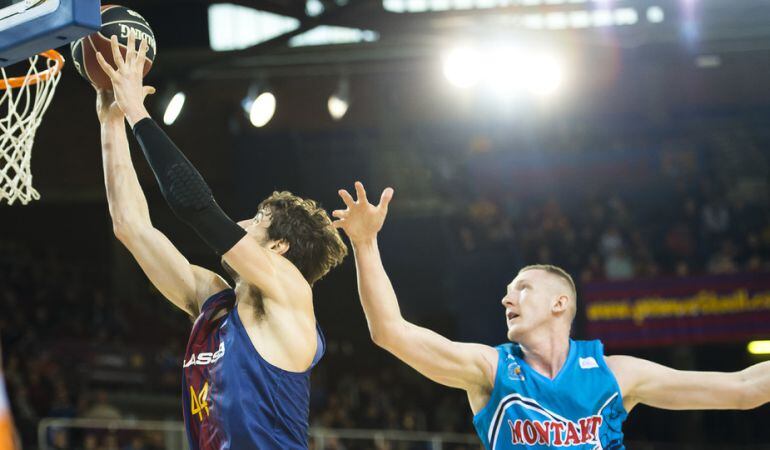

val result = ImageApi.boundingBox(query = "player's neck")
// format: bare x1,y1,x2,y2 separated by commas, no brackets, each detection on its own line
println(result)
519,331,571,380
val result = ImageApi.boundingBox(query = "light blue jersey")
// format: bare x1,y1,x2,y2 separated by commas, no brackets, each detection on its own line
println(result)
473,340,627,450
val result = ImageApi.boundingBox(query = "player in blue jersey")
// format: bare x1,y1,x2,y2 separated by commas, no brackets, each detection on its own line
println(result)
333,182,770,450
93,32,347,449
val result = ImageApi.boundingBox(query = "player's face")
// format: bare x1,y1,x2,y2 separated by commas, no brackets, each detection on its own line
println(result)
501,270,554,342
237,208,273,246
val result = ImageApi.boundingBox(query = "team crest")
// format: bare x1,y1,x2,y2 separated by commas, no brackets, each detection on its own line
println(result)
507,355,525,381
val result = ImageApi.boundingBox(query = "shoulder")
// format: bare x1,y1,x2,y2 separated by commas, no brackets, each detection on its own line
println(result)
604,354,649,401
605,354,644,374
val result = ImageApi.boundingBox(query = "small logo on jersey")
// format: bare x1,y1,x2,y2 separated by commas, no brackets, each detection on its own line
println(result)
507,416,603,447
184,342,225,368
190,381,210,421
579,357,599,369
507,356,525,381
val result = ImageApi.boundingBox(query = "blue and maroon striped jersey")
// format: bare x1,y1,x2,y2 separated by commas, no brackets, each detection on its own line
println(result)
182,289,325,449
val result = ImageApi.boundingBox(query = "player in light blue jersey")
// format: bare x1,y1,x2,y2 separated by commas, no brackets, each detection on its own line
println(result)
332,182,770,450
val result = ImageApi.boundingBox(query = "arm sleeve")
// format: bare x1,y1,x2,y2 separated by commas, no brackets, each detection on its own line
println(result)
131,117,246,255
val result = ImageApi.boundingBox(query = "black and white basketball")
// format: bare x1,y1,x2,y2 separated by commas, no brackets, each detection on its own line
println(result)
70,5,156,89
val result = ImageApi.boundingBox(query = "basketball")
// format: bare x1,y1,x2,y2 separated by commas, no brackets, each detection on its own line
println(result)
70,5,156,90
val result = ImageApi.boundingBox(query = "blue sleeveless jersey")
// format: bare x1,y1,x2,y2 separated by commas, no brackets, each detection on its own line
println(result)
182,289,325,450
473,340,627,450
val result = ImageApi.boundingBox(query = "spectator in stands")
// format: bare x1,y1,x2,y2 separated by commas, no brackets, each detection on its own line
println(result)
82,391,121,421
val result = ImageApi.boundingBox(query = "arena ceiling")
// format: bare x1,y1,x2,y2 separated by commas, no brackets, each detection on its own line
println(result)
120,0,770,80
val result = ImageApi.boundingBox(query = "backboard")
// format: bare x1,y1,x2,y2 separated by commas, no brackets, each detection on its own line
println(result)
0,0,101,67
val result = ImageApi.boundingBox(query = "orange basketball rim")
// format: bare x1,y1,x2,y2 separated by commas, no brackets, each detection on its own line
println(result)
0,49,64,90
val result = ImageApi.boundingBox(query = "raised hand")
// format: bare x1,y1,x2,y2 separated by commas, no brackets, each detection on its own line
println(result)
332,182,394,244
95,29,155,126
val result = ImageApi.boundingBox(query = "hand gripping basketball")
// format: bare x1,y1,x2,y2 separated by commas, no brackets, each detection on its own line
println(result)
95,29,155,126
332,182,394,244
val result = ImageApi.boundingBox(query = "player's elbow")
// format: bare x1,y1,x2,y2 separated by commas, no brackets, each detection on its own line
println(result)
368,321,404,350
737,383,765,410
112,221,149,245
731,372,765,410
369,327,391,348
112,221,133,242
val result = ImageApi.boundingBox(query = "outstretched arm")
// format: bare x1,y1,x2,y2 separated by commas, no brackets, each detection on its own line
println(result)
96,31,298,301
333,183,497,400
607,355,770,412
97,90,227,316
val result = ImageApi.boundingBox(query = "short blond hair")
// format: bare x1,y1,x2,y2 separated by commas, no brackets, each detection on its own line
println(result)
519,264,577,321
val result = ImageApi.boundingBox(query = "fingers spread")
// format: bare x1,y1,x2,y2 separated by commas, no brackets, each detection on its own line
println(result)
331,209,348,218
354,181,368,203
338,189,355,208
126,28,136,63
332,220,345,229
95,52,117,79
110,35,124,69
136,37,149,70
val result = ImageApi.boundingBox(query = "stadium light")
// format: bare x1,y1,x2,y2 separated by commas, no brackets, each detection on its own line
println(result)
242,83,276,128
524,54,564,97
748,341,770,355
250,92,276,128
444,43,565,98
442,46,482,88
328,79,350,121
306,0,324,16
484,45,524,96
646,6,665,23
163,91,186,126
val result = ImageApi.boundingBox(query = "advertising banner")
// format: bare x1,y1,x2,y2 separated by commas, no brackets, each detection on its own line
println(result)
584,272,770,349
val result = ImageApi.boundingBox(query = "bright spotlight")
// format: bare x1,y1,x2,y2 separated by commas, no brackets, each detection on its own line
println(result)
328,79,350,120
306,0,324,16
328,96,349,120
163,92,186,125
646,6,664,23
443,47,482,88
748,340,770,355
524,54,564,97
250,92,276,127
485,46,524,96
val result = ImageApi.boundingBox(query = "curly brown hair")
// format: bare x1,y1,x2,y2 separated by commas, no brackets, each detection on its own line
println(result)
258,191,348,285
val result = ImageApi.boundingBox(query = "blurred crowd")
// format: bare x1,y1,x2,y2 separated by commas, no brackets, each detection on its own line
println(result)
1,120,769,449
457,182,770,283
454,123,770,283
0,241,187,449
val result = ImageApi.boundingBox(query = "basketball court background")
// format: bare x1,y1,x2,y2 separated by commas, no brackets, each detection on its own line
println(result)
1,1,769,449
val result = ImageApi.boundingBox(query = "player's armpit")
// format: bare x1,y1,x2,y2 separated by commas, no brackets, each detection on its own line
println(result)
374,320,498,394
117,225,229,317
606,355,754,412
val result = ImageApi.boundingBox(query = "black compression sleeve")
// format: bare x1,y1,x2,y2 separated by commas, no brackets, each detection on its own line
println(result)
131,117,246,255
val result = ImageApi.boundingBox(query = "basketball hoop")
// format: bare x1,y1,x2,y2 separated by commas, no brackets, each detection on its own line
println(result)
0,49,64,205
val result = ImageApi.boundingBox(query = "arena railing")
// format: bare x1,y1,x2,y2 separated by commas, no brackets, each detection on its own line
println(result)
36,418,770,450
37,418,481,450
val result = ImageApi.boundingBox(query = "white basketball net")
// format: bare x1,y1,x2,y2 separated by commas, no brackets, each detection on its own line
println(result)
0,53,62,205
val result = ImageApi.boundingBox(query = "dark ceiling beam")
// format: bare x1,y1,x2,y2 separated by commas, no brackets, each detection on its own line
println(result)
190,0,369,78
127,0,305,20
126,0,371,29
